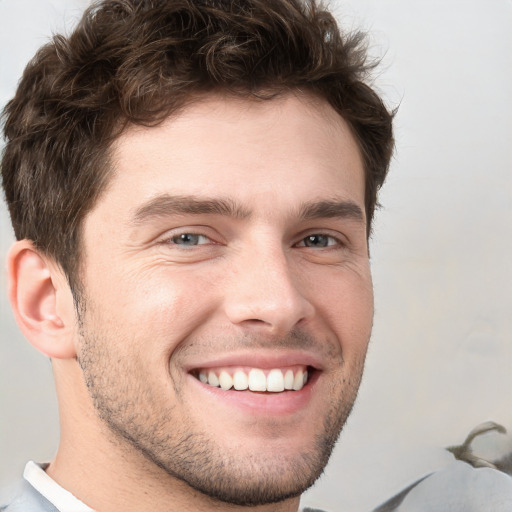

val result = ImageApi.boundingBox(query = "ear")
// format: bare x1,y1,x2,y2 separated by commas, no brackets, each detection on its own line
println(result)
7,240,78,359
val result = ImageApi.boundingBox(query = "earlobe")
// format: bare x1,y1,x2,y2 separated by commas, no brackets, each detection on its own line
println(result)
7,240,78,359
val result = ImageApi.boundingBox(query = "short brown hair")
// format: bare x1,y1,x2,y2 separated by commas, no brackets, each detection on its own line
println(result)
1,0,394,289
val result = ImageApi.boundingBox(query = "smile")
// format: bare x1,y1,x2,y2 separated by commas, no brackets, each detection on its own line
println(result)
193,366,309,393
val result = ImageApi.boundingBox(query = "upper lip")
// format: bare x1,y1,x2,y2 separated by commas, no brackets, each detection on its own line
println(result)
183,350,325,373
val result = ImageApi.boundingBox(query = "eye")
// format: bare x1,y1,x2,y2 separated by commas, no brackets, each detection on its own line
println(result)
297,234,340,248
169,233,210,247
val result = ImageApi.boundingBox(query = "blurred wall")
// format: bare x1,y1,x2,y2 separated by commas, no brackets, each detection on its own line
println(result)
1,1,511,510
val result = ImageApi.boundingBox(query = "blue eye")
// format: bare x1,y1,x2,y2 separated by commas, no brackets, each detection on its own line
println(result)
170,233,209,246
300,235,337,248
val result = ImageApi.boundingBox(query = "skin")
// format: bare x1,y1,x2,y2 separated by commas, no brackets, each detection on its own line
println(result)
11,92,374,511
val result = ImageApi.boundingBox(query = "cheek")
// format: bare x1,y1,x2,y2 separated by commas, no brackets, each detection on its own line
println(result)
86,264,223,349
315,267,374,350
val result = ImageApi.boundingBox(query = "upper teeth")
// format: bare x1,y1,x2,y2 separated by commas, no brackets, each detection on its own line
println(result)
198,367,308,392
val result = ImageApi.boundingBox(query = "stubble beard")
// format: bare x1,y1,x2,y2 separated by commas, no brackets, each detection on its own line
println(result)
76,307,366,507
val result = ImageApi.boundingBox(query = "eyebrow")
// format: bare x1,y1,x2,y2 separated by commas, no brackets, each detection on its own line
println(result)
131,194,364,225
298,199,365,223
131,194,251,224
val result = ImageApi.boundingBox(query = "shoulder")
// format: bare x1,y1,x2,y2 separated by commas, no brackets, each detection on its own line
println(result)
374,461,512,512
1,479,58,512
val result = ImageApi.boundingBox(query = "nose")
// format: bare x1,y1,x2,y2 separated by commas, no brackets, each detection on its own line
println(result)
223,243,315,336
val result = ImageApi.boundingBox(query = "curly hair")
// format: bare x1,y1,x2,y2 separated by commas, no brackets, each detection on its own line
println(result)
1,0,394,290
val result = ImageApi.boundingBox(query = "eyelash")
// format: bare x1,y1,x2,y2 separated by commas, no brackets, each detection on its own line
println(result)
165,233,213,247
161,231,344,249
294,234,343,249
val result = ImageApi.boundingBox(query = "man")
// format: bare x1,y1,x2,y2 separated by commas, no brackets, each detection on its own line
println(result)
0,0,393,510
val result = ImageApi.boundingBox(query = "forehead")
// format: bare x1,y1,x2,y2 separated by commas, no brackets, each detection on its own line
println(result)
96,92,365,222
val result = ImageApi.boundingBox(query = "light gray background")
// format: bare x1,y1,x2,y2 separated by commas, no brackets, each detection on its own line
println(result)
1,1,511,511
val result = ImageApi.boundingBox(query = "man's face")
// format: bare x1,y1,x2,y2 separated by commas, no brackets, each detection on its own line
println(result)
76,93,373,506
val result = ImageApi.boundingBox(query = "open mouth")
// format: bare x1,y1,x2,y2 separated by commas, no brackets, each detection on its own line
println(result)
191,365,313,393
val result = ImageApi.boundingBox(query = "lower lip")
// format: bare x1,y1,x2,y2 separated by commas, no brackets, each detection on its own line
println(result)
187,371,319,416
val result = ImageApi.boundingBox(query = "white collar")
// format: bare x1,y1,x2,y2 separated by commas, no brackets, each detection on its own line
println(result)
23,461,93,512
